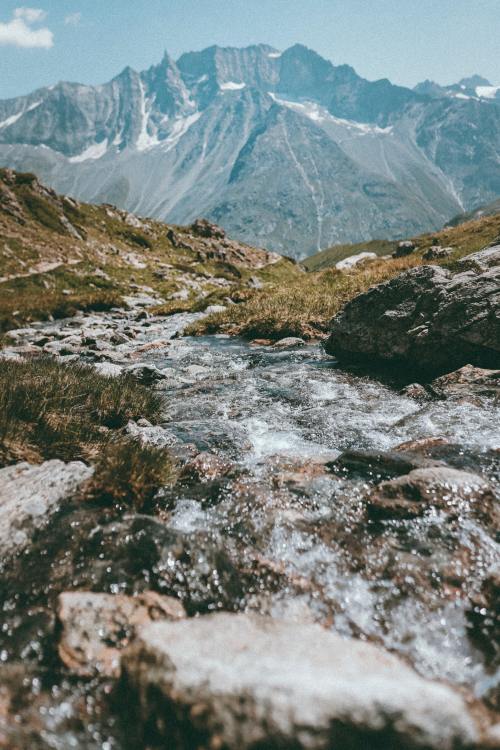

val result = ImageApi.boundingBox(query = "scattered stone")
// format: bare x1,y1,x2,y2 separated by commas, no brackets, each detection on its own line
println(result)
93,362,123,377
122,613,479,750
393,239,417,257
126,420,175,448
135,339,170,353
180,452,235,483
325,245,500,376
393,436,451,453
57,591,185,677
335,251,377,270
400,382,431,399
204,304,226,314
430,364,500,401
248,275,263,289
124,363,166,384
0,461,93,557
423,246,453,260
169,288,190,301
367,466,496,520
273,336,306,349
457,244,500,272
183,364,212,379
328,449,443,480
190,218,226,239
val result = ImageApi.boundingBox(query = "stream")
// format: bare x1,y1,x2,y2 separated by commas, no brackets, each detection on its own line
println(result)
1,307,499,748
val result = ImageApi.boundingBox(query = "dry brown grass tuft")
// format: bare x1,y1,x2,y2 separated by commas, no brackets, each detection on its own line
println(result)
0,356,176,509
0,356,163,462
186,256,422,340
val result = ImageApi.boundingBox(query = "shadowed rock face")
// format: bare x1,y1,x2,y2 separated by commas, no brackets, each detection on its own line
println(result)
324,246,500,377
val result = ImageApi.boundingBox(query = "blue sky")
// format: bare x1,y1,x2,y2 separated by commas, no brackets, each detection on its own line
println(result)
0,0,499,99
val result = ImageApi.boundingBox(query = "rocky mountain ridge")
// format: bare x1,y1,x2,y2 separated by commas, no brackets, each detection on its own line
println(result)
1,44,499,257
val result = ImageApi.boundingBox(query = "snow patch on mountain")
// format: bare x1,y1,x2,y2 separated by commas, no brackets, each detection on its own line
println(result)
136,81,160,151
220,81,246,91
0,100,41,130
269,94,393,135
161,112,201,152
69,139,109,163
476,85,500,99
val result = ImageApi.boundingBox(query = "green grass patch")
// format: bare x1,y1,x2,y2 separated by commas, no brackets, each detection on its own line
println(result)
0,268,124,333
17,186,68,234
0,356,164,465
0,357,175,509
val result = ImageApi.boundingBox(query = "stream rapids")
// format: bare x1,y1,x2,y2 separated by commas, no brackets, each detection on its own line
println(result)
1,308,499,748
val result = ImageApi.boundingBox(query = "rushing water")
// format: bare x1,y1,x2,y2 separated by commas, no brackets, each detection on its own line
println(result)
154,332,500,683
1,310,499,748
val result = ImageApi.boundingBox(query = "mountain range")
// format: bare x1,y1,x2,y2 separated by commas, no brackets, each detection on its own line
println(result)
0,43,499,258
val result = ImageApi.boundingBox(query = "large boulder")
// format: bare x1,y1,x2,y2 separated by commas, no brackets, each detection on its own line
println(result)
324,246,500,376
122,613,480,750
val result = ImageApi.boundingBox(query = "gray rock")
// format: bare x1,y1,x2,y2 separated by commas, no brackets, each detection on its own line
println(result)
457,244,500,272
430,364,500,401
169,288,190,301
57,591,185,677
423,245,453,260
124,363,166,384
367,466,496,520
393,240,416,257
273,336,306,349
325,246,500,375
93,362,123,377
335,251,378,270
0,460,93,557
122,613,479,750
328,449,443,480
126,420,175,448
204,304,227,314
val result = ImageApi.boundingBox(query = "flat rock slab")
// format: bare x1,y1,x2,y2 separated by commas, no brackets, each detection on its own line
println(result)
122,613,479,750
0,460,93,557
57,591,186,677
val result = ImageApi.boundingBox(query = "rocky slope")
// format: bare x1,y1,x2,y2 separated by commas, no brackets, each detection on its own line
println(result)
0,44,499,257
0,167,295,332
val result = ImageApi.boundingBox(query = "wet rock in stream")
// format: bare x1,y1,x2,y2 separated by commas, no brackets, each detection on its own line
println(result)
121,613,481,750
57,591,186,678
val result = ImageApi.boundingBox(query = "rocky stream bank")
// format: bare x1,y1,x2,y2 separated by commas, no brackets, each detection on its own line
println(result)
0,247,499,749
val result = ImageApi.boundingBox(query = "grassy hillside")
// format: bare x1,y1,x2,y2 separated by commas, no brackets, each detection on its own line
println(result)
0,168,300,332
303,213,500,271
187,214,500,341
446,197,500,227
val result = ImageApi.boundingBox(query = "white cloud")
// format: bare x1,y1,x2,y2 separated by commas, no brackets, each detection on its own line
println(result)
14,7,47,23
64,11,81,26
0,7,53,49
